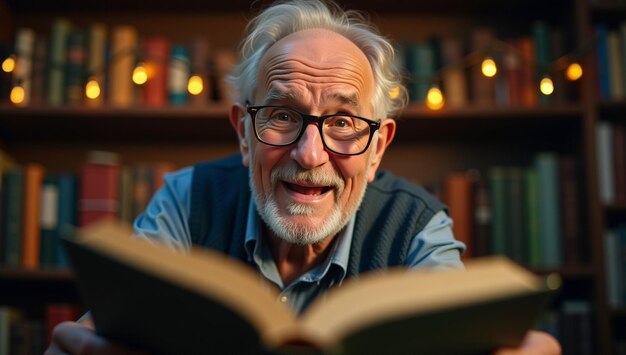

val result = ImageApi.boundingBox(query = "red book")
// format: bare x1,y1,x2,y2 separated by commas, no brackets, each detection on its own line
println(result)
79,152,119,226
444,172,474,259
45,304,81,345
516,36,538,107
142,37,170,107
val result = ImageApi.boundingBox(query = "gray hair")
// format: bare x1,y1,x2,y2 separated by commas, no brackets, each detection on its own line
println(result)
226,0,408,119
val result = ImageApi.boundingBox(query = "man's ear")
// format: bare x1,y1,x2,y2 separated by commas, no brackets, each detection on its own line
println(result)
229,104,250,167
367,118,396,183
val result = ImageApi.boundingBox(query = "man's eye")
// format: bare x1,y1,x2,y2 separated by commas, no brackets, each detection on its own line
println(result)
330,118,353,128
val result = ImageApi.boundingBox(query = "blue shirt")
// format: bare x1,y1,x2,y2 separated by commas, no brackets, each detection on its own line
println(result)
134,166,465,313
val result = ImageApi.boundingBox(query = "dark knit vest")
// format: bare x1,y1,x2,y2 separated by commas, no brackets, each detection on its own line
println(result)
189,154,446,278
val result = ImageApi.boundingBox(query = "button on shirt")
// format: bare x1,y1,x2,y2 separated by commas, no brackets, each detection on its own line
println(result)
134,166,465,314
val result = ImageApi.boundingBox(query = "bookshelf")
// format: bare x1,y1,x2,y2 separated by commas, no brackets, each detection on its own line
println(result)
0,0,624,353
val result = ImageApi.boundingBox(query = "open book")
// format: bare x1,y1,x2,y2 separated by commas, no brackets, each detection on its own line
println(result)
64,220,560,355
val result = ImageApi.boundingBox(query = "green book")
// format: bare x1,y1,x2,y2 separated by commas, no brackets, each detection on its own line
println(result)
534,152,562,268
524,168,542,268
47,18,71,106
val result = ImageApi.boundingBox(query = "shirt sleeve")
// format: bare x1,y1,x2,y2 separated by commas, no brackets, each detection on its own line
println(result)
406,210,466,270
132,166,194,251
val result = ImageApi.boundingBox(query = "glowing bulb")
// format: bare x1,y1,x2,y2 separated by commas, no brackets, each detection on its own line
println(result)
132,63,148,85
85,78,101,99
540,76,554,96
2,55,15,73
426,86,445,110
388,86,400,100
481,57,497,77
187,75,203,95
566,62,583,81
10,85,25,105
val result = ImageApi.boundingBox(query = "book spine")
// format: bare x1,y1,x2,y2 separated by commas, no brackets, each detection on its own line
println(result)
440,37,468,108
40,175,59,268
444,172,474,258
472,173,491,257
168,45,189,106
132,165,152,219
47,18,71,106
595,24,610,100
506,167,525,263
489,167,508,256
12,28,35,106
502,39,522,106
559,157,582,266
596,121,615,204
524,168,542,268
56,174,77,267
142,37,170,107
607,30,625,99
535,152,562,268
214,49,236,105
470,28,496,107
189,36,211,107
65,29,87,106
2,169,24,268
516,36,538,107
532,21,552,106
86,23,107,107
30,35,48,106
614,123,626,204
21,163,45,269
79,153,119,227
108,25,137,107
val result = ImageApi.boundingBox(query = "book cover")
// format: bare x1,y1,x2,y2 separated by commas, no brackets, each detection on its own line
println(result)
65,220,559,355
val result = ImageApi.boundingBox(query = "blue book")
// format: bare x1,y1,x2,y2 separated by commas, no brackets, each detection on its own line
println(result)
55,174,77,267
595,24,610,100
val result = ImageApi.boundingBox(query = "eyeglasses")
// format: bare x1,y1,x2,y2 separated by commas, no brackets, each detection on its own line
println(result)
246,104,381,156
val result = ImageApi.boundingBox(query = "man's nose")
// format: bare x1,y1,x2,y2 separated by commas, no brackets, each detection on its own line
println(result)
290,124,329,169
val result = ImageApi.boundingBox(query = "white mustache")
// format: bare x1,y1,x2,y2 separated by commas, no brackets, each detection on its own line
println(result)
270,164,345,197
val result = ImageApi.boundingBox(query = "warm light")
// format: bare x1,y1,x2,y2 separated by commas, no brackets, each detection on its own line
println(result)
540,76,554,96
2,55,15,73
132,63,148,85
426,86,445,110
85,78,101,99
187,75,203,95
566,62,583,81
10,85,25,105
388,86,400,100
481,57,497,77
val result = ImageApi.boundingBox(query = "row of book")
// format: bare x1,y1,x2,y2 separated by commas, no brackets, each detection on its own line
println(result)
604,224,626,307
596,120,626,205
595,21,626,101
537,300,595,355
1,18,236,108
0,304,81,355
0,150,176,270
438,152,584,269
399,22,581,108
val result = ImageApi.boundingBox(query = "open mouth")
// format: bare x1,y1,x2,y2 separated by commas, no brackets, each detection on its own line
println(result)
283,181,332,196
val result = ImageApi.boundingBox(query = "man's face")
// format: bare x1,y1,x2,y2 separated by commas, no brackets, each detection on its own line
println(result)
233,29,394,245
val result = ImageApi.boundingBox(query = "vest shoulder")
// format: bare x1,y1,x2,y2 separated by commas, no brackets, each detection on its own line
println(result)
194,154,247,174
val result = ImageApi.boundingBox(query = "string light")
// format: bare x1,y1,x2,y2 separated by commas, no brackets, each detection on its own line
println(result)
566,62,583,81
132,62,148,85
85,78,101,99
2,55,15,73
187,75,203,95
481,57,497,77
540,76,554,96
426,85,445,110
10,85,25,105
388,86,401,100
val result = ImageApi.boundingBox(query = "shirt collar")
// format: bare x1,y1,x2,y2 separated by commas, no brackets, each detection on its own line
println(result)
243,197,353,286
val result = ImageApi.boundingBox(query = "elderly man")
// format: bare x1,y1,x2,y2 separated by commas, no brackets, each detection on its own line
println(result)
46,1,560,354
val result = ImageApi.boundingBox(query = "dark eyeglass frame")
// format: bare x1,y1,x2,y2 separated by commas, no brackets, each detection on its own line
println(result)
246,104,381,156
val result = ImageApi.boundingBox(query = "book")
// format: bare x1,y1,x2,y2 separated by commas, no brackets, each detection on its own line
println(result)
65,220,559,355
108,25,137,107
47,18,71,106
78,151,119,227
21,163,45,269
12,28,35,106
2,168,24,267
168,45,190,105
142,36,170,107
85,23,107,107
444,171,474,258
534,152,562,268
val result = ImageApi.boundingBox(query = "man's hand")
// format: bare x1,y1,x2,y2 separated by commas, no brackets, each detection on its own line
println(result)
44,320,146,355
493,330,561,355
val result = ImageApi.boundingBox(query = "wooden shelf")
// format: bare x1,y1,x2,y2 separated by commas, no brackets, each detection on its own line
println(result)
0,268,79,305
598,100,626,119
0,104,585,143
